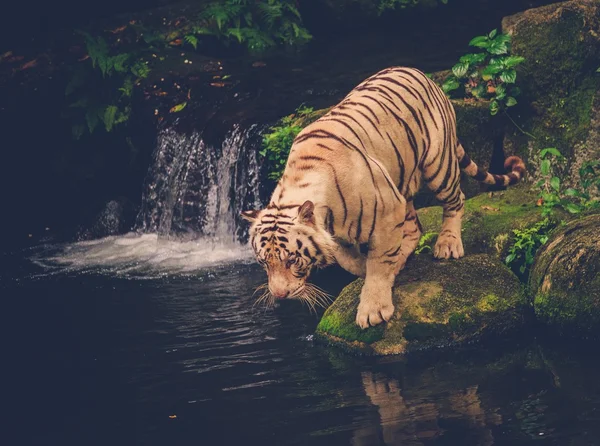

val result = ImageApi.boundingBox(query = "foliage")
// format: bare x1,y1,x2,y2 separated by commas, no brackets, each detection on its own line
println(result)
505,218,554,276
260,105,316,180
65,1,314,137
535,148,600,216
374,0,448,14
442,29,524,116
65,31,152,138
415,231,438,254
187,0,312,52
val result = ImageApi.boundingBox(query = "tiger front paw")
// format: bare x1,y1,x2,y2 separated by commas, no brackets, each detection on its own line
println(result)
355,284,395,329
434,233,464,259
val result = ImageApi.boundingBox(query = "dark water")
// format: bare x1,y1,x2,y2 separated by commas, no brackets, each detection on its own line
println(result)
4,245,600,446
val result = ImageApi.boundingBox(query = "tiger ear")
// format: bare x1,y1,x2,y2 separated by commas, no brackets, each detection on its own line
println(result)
241,210,260,222
298,200,315,225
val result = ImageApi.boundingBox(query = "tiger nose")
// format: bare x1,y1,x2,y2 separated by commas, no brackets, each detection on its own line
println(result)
271,288,290,299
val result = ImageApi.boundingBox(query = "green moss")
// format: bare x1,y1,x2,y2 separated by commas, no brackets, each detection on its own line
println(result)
315,280,385,344
418,186,557,260
477,293,510,312
530,215,600,337
316,254,526,355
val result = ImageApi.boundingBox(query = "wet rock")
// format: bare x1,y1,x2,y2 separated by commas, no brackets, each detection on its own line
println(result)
530,214,600,337
315,254,526,355
77,198,136,240
502,0,600,189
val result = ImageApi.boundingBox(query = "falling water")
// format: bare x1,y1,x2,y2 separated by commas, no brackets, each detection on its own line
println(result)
36,124,266,275
136,124,263,241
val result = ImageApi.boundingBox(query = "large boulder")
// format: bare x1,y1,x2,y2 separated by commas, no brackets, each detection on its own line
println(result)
315,254,526,355
502,0,600,189
530,214,600,337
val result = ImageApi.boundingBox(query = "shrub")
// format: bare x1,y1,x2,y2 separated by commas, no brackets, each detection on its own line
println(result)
442,29,525,116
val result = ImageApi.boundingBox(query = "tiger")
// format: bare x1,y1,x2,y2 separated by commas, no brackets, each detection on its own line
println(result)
242,66,526,329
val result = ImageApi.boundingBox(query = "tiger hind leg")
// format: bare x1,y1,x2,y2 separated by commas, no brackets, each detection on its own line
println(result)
425,160,465,260
395,200,422,274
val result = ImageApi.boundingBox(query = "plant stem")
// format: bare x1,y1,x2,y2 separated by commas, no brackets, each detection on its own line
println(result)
504,110,536,139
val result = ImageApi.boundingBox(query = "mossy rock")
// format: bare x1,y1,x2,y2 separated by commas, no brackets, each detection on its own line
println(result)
417,185,563,260
315,254,526,355
502,0,600,188
530,214,600,337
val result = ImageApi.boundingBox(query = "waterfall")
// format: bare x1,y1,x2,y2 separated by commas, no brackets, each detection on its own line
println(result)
36,123,267,275
136,124,264,242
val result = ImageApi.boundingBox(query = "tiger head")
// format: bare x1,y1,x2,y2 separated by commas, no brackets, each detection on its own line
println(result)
242,200,336,302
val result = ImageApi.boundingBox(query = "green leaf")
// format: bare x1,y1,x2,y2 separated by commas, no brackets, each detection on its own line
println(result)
469,35,490,48
481,64,503,80
488,40,508,55
226,27,244,43
184,35,199,49
500,69,517,83
564,202,582,214
442,77,460,94
460,53,486,65
85,109,99,134
540,147,562,158
506,96,518,107
488,29,498,39
452,62,469,78
540,159,551,175
111,53,130,73
495,84,506,100
103,105,118,132
170,102,187,113
503,55,526,68
489,100,500,116
505,253,516,264
550,176,560,192
564,188,580,197
495,33,512,45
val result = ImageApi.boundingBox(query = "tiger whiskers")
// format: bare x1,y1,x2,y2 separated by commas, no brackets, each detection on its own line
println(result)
253,283,275,310
291,283,333,314
252,283,333,314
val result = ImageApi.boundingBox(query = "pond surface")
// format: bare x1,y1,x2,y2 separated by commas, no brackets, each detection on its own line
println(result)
4,241,600,446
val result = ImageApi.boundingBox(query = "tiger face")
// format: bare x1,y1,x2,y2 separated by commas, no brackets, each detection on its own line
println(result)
242,200,335,301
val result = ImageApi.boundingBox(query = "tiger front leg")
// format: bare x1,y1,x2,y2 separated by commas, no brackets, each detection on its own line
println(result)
334,244,366,278
356,207,405,329
434,192,465,260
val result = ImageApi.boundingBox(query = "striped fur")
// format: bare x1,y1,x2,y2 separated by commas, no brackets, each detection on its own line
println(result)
242,67,526,329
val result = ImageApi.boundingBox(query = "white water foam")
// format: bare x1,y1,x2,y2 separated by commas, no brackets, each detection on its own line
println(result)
34,233,253,277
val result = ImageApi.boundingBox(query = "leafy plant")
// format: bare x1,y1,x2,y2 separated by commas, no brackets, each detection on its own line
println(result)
442,29,524,115
505,218,554,276
415,231,438,254
188,0,312,52
535,148,600,216
260,105,316,180
65,31,152,138
375,0,448,14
